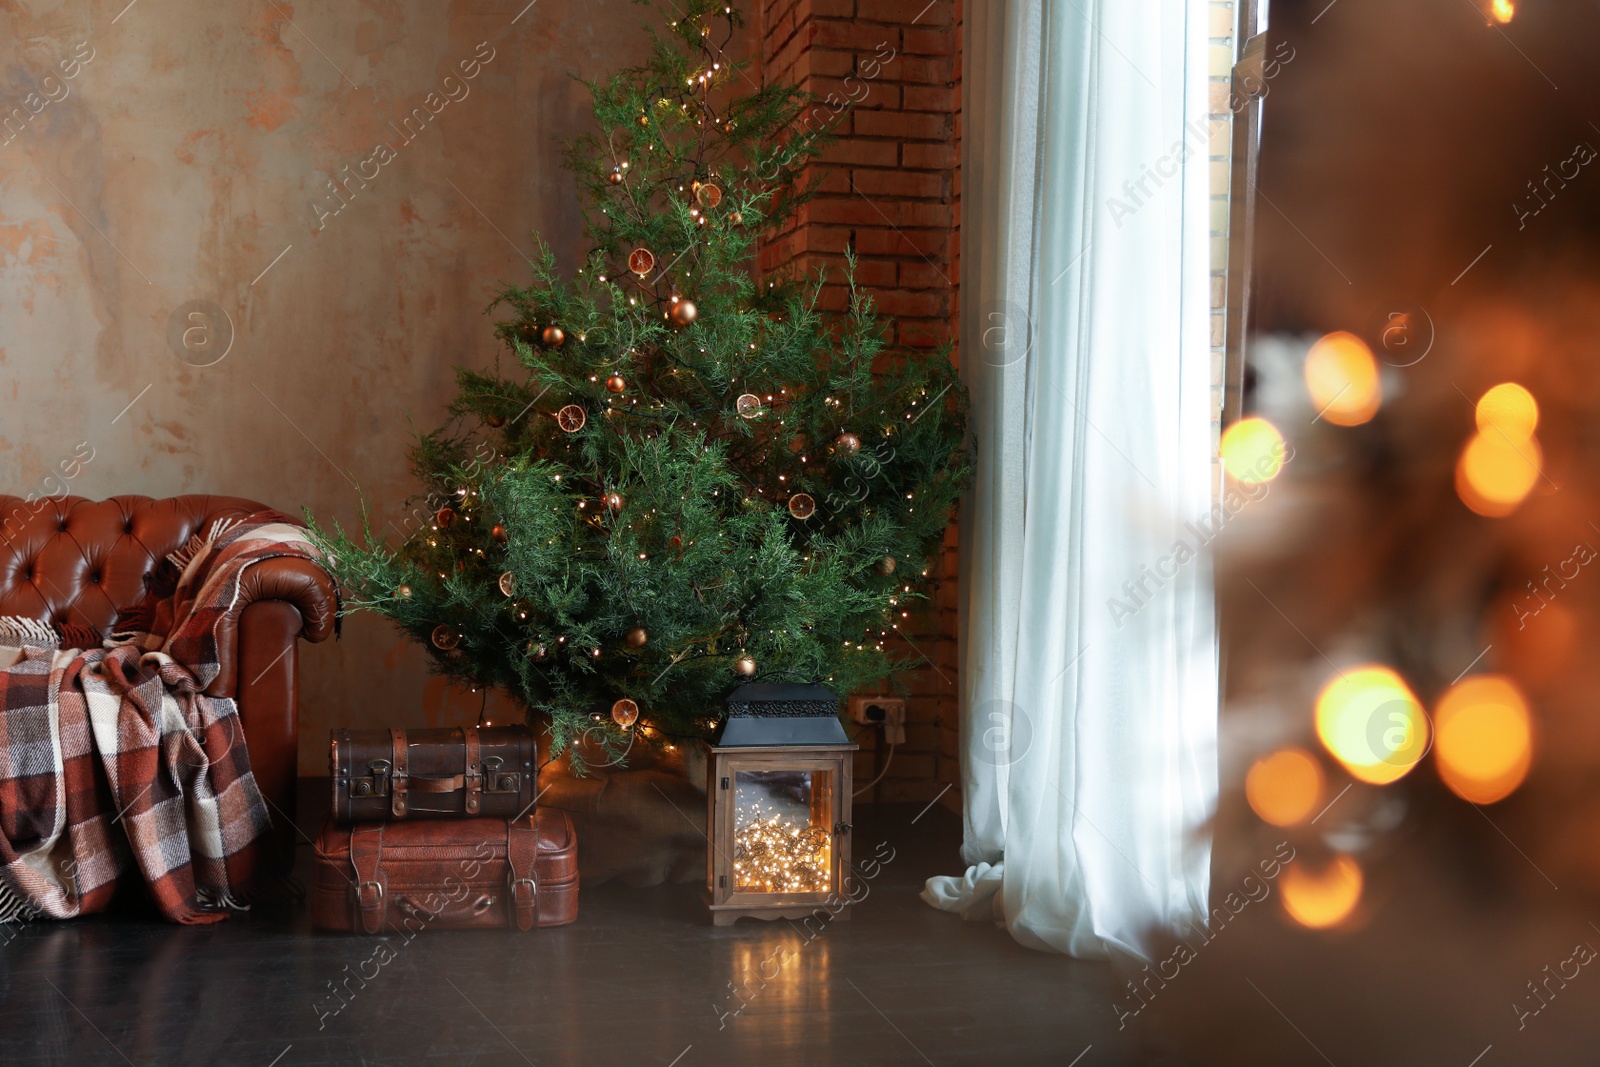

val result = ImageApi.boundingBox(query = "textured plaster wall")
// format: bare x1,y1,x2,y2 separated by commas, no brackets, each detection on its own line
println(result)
0,0,658,771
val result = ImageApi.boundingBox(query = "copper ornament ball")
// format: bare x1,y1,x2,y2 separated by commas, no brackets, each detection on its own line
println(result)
498,571,516,597
626,626,649,648
491,523,509,543
527,641,548,661
835,432,861,454
668,299,698,327
669,535,683,549
395,584,413,599
611,698,640,727
556,404,587,432
787,493,817,520
540,324,566,348
485,413,506,428
877,555,897,576
608,167,624,185
606,373,626,393
729,211,743,225
431,625,460,651
604,491,625,512
733,654,758,677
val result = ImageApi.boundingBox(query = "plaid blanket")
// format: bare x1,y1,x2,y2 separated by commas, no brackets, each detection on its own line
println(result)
0,515,328,925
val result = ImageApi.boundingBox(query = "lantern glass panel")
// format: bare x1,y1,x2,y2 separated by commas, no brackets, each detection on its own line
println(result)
732,768,834,894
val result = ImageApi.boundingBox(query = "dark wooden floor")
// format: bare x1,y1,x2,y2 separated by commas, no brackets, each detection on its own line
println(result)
0,786,1151,1066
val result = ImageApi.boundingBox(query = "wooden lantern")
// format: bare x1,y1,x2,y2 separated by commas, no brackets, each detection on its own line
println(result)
705,683,858,926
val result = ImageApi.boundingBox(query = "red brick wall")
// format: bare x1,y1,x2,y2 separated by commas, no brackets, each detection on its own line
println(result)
757,0,962,805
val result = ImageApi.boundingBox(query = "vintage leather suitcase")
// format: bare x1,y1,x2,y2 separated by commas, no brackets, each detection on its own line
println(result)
311,810,579,933
330,725,536,821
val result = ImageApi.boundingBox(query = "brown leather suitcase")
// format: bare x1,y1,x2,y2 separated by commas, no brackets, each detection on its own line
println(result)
311,810,579,933
329,725,536,821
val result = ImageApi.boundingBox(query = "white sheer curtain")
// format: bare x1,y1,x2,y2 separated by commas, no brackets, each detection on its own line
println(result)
922,0,1218,959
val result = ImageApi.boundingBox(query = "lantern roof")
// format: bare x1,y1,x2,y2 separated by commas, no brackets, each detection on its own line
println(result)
716,682,851,746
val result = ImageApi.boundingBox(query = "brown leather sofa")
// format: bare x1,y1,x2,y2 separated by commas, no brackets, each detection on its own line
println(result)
0,494,337,835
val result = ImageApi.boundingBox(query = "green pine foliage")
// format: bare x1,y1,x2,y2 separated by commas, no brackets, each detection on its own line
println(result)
311,0,969,767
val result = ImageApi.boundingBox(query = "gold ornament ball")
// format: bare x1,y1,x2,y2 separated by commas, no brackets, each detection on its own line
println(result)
611,698,640,727
540,324,566,348
396,584,413,599
431,625,460,651
606,373,626,393
787,493,817,520
491,523,509,543
556,404,587,433
733,655,758,677
604,491,625,512
668,299,698,327
729,211,743,225
498,571,516,597
435,506,456,528
835,432,861,454
637,114,649,127
527,641,548,661
626,626,649,648
877,555,897,576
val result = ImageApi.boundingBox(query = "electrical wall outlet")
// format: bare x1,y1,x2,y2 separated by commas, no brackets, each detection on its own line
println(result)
848,695,907,744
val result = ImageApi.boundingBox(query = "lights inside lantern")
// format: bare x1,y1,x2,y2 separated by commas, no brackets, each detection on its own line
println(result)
706,683,857,925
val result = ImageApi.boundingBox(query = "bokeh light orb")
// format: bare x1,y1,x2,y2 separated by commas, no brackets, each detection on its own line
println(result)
1282,855,1363,929
1314,666,1429,785
1220,417,1286,484
1435,674,1533,804
1304,331,1381,426
1456,430,1542,517
1245,747,1325,827
1475,382,1538,442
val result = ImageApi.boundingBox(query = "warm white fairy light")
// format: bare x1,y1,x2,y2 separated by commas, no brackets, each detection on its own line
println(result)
733,806,831,893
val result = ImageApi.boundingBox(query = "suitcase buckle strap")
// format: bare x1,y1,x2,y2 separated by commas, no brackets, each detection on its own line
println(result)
350,825,387,933
509,875,538,932
506,820,540,931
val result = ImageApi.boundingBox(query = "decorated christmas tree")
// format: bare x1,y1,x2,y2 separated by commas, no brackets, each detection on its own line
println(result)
313,0,968,767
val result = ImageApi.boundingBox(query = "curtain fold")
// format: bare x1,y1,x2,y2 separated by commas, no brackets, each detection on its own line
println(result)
924,0,1218,960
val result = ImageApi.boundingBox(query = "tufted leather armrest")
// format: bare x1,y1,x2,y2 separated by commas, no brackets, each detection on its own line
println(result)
0,494,335,845
204,555,338,698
